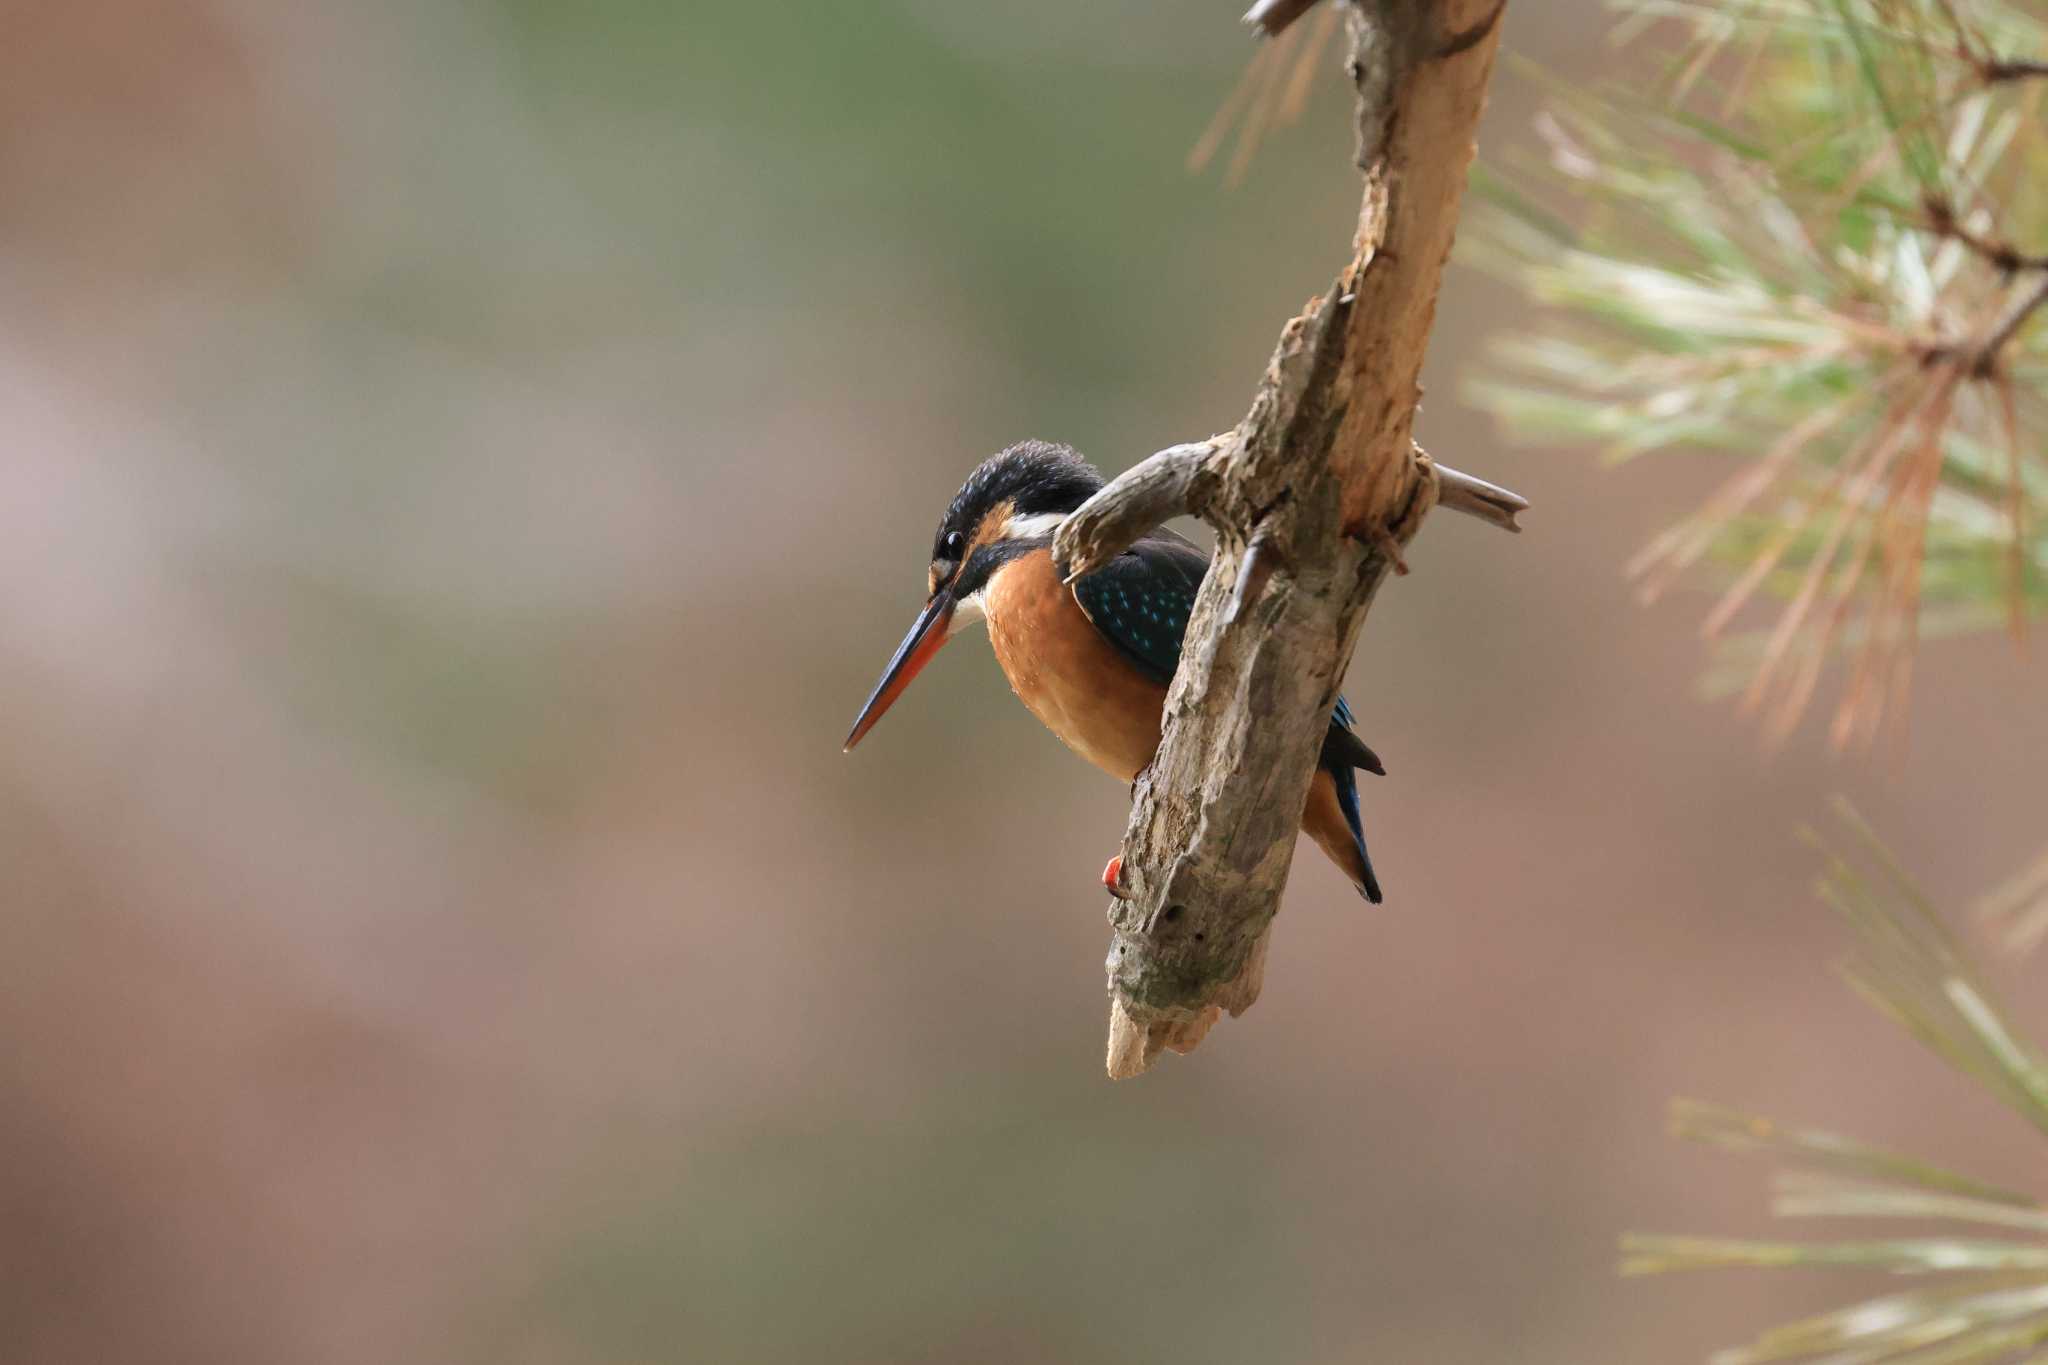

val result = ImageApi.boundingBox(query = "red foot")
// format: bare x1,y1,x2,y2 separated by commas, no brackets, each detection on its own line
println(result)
1102,854,1126,898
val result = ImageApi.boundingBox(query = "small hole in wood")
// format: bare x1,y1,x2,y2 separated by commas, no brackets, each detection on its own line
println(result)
1163,904,1184,922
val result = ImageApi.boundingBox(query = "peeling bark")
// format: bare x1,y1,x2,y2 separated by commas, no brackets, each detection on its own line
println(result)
1050,0,1515,1078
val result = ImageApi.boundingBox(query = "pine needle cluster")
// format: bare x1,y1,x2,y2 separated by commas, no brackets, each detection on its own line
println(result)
1468,0,2048,747
1626,802,2048,1365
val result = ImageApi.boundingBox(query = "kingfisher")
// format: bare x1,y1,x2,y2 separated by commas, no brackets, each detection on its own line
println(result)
843,440,1385,903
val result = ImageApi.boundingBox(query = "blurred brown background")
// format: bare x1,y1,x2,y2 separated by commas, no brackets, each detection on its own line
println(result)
3,2,2045,1362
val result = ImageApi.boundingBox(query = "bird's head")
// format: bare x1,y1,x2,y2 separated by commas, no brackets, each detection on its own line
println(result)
843,440,1104,752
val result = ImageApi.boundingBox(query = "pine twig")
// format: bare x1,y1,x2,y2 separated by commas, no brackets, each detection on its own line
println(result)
1924,196,2048,276
1973,273,2048,374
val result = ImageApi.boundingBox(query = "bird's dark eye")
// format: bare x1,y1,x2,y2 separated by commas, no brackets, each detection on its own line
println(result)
943,531,964,557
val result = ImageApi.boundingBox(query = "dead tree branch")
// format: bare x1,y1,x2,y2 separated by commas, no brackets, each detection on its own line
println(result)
1050,0,1514,1078
1059,441,1523,584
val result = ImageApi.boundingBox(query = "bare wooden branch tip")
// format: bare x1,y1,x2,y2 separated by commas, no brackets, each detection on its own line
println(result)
1052,438,1227,583
1433,460,1529,532
1242,0,1324,39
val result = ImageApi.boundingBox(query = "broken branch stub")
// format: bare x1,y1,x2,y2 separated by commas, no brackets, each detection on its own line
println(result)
1242,0,1325,39
1431,460,1526,533
1049,0,1513,1079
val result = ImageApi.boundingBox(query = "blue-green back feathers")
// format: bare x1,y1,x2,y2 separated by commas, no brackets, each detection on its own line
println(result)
1069,537,1203,687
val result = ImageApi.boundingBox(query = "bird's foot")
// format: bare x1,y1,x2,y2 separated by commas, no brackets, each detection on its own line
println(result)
1102,854,1128,899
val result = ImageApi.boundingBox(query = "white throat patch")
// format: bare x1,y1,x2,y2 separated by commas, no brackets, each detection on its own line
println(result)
1002,511,1065,541
948,590,987,636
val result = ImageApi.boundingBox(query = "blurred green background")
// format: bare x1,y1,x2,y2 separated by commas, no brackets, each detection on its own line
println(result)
5,3,2047,1362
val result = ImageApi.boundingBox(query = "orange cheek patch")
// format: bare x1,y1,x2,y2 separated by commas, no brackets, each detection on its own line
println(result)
962,499,1015,569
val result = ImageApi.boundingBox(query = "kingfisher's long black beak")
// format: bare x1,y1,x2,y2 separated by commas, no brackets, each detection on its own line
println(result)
843,590,956,752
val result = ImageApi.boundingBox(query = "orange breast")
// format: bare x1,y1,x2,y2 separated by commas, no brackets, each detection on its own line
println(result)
984,548,1167,782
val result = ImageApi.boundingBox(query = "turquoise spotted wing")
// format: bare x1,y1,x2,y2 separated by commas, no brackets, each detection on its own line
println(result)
1069,535,1204,687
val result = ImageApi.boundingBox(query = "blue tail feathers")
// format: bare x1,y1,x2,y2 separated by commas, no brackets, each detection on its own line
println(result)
1329,762,1383,904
